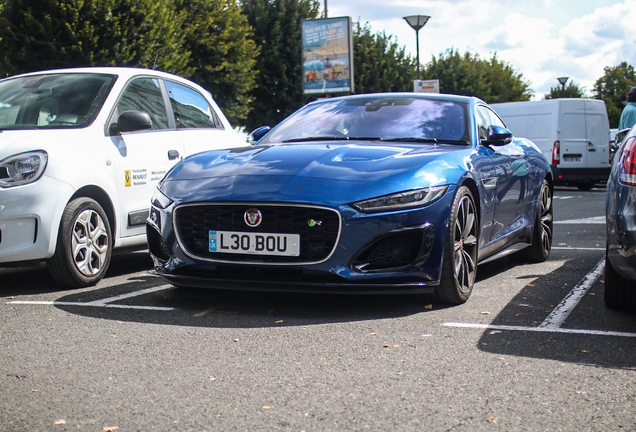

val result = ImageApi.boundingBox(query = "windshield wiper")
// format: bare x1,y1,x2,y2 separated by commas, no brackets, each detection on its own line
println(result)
282,136,387,143
282,135,351,143
381,137,470,145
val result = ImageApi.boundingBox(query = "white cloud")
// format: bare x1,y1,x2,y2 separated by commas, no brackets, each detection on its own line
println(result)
327,0,634,98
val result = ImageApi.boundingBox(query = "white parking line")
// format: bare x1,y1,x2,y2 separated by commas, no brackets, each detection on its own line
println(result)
540,259,605,328
554,216,606,224
445,258,636,338
8,284,174,311
442,322,636,338
552,246,605,251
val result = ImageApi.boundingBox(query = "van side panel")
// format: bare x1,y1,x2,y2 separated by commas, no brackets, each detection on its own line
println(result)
491,99,610,188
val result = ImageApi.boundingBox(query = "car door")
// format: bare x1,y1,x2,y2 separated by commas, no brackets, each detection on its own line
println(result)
476,105,528,242
109,76,185,239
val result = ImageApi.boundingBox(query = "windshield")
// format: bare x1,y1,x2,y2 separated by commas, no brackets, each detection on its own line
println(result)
261,97,469,144
0,73,116,129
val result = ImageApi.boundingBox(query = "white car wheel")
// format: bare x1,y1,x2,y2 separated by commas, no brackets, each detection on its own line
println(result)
48,198,112,287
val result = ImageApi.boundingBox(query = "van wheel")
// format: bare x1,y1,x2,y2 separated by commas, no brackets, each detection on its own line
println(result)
48,198,112,288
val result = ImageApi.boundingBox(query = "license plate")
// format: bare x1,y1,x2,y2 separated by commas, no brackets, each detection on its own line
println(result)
209,230,300,256
563,156,582,162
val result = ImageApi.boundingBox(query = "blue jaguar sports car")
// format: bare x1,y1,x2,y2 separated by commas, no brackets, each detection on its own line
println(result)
146,93,553,304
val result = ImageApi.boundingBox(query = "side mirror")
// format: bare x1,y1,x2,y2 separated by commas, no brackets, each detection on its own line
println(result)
614,128,631,149
109,110,152,135
249,126,271,144
481,125,513,146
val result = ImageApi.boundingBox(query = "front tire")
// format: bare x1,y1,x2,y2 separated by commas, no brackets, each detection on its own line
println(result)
48,198,112,288
432,186,478,304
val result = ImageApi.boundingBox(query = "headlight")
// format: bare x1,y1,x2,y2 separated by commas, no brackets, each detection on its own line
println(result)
151,187,174,209
351,185,449,213
0,151,48,188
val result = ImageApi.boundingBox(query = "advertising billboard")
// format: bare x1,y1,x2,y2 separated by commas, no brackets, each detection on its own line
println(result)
301,17,354,95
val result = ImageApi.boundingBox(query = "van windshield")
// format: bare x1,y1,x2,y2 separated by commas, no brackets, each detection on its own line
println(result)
0,73,116,129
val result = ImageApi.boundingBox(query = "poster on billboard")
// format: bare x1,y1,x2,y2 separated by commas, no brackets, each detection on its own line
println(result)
301,17,354,95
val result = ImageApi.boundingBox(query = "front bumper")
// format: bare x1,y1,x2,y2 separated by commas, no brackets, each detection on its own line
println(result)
147,190,455,294
0,176,74,263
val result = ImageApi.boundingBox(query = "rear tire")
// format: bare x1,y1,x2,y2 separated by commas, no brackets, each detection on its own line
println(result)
517,179,553,262
48,198,112,288
604,250,636,310
430,186,478,304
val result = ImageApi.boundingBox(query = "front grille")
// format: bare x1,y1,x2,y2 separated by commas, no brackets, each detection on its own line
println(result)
174,204,340,263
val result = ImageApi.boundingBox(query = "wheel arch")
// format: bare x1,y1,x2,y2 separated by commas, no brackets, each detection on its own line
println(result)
69,186,117,240
460,176,481,228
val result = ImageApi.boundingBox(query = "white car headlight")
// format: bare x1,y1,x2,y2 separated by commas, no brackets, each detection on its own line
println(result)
0,151,48,188
151,187,174,209
351,185,449,213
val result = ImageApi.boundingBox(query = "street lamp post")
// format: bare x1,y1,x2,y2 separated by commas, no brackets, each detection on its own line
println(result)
557,76,569,97
403,15,430,80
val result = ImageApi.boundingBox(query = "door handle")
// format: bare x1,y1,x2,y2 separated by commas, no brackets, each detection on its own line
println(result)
168,150,180,160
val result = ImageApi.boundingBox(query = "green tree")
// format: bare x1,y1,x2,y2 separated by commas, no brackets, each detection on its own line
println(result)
592,62,636,128
422,49,533,103
179,0,259,125
544,81,587,99
352,22,417,93
240,0,321,131
0,0,191,76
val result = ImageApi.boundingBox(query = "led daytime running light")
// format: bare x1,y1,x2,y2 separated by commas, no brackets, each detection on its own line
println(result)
352,185,448,213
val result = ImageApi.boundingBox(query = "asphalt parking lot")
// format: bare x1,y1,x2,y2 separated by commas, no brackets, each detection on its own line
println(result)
2,186,636,431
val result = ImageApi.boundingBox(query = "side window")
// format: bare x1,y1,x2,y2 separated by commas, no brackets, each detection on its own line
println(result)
164,80,221,129
476,105,506,140
475,106,490,140
484,107,506,128
116,78,169,130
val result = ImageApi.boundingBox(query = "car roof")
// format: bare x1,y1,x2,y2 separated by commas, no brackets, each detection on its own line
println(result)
314,92,485,106
2,66,187,82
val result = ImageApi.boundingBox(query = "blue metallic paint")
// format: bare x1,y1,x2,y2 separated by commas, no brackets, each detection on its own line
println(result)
147,93,552,300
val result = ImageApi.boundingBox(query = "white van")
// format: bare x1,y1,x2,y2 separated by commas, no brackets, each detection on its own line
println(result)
491,99,611,190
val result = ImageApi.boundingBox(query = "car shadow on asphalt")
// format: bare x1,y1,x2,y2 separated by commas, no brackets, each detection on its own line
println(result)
0,250,154,297
476,252,636,370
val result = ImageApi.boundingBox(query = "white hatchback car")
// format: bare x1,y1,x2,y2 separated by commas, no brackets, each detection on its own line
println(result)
0,67,244,287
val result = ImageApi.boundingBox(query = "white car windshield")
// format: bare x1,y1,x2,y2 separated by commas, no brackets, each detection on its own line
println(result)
0,73,115,129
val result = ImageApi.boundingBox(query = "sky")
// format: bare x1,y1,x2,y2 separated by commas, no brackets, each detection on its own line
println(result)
326,0,636,99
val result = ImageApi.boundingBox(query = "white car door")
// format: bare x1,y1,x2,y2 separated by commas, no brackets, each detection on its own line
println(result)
109,77,185,240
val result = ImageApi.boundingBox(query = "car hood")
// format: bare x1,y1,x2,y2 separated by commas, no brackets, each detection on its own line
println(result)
161,142,468,205
0,130,49,154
